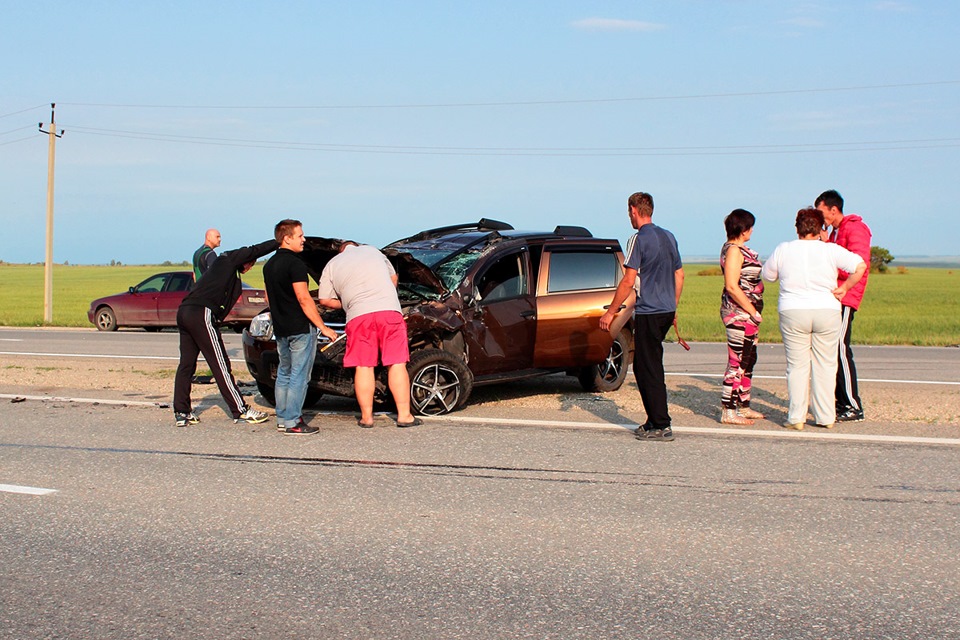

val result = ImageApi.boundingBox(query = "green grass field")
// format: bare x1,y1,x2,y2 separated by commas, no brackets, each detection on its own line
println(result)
1,262,957,346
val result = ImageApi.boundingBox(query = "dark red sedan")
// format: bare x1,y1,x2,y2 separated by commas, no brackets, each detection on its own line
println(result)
87,271,267,332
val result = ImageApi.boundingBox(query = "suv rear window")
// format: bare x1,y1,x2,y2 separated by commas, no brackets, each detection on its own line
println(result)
546,250,620,293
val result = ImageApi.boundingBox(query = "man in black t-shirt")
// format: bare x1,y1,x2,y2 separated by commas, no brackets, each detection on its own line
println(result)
263,219,338,435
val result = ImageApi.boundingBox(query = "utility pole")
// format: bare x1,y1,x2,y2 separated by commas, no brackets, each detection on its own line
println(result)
38,103,64,324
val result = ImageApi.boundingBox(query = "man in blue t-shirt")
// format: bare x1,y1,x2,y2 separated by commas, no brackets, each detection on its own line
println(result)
600,192,685,442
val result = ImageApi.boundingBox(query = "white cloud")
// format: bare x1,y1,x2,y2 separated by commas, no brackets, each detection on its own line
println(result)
571,17,666,32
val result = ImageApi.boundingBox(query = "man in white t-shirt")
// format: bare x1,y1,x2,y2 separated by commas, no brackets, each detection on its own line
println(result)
317,242,421,428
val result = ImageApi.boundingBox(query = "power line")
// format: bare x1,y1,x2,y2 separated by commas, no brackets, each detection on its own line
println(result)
0,104,48,120
0,135,35,147
66,124,960,156
1,125,37,137
57,80,960,111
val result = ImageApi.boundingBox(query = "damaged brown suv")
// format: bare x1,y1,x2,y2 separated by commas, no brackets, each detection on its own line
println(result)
242,219,635,415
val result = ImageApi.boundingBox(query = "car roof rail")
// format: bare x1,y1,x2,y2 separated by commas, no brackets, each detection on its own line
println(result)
476,218,515,231
553,225,593,237
391,219,515,245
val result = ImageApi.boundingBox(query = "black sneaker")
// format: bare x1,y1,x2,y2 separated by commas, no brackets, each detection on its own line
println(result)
277,417,307,432
284,421,319,435
635,426,674,442
174,412,200,427
836,408,865,423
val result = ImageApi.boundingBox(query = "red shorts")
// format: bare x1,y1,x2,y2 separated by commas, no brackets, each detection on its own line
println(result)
344,310,410,367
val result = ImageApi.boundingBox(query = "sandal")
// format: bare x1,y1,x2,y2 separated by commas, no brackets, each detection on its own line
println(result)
395,417,423,428
738,406,765,420
721,408,754,425
356,418,375,428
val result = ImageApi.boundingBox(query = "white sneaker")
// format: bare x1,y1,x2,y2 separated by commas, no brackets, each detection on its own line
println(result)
235,407,269,424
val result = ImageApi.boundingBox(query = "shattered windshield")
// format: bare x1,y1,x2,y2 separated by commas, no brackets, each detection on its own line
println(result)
398,245,485,299
387,230,508,301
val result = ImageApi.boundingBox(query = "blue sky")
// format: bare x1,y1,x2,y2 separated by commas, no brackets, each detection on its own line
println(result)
2,1,957,264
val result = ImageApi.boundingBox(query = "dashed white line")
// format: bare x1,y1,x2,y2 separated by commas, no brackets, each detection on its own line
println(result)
0,484,58,495
4,352,958,386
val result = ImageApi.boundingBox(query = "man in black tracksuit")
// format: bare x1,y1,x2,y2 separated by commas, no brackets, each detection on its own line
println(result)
172,239,278,427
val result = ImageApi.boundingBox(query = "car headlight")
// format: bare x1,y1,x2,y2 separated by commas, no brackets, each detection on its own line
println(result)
247,311,274,339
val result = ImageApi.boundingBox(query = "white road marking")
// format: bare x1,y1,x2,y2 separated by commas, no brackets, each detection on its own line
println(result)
0,351,180,361
3,351,958,386
4,393,958,446
0,338,23,342
667,372,960,386
0,484,58,495
427,415,960,447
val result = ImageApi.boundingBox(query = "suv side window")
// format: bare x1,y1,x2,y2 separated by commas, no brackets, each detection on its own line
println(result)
546,250,620,293
477,251,527,302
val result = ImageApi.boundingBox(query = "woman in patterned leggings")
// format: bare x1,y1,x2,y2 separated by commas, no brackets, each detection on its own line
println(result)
719,209,765,425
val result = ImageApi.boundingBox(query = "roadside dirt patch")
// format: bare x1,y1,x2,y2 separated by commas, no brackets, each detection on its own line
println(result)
1,354,957,437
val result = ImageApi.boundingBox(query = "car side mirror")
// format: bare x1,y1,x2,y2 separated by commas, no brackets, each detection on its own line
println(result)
129,287,136,294
468,286,481,308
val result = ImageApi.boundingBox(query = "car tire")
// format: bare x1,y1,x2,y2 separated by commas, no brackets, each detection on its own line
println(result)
578,329,631,392
255,381,322,408
256,381,276,406
304,389,324,408
95,306,118,332
407,348,473,416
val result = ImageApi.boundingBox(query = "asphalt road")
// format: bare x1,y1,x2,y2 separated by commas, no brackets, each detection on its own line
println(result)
3,329,960,638
2,327,959,383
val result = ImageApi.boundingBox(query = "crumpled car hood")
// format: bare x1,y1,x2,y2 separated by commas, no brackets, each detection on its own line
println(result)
382,248,446,297
300,237,446,298
301,237,343,282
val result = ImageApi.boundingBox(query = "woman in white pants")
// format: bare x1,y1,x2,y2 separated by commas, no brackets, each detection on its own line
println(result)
761,208,866,430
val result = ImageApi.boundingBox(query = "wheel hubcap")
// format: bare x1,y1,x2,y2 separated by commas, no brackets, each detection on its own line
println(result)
410,363,462,415
598,341,625,382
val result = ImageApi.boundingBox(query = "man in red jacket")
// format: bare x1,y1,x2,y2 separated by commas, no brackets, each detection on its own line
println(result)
816,189,871,422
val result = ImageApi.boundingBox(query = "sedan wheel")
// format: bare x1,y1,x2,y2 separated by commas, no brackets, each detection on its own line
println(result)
407,348,473,416
95,307,118,332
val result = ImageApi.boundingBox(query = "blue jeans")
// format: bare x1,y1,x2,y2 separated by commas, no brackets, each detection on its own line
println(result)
275,328,317,427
